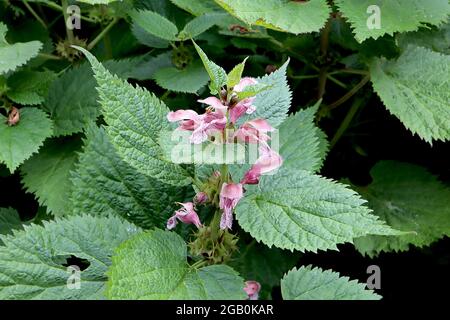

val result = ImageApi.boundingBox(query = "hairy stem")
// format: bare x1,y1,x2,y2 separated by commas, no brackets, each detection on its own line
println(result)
61,0,74,43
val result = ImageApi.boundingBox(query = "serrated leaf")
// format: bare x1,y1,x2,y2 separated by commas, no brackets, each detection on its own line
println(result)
227,57,247,88
6,71,56,105
0,108,53,172
71,126,188,229
131,23,169,48
0,208,23,241
75,46,192,186
130,10,179,41
397,22,450,55
281,266,381,300
193,41,227,94
335,0,450,43
235,168,402,252
0,22,42,75
238,60,291,127
170,0,221,16
351,161,450,257
127,52,173,81
21,137,82,217
0,215,141,299
370,45,450,143
178,13,225,40
77,0,119,4
106,229,246,299
215,0,331,34
152,60,209,93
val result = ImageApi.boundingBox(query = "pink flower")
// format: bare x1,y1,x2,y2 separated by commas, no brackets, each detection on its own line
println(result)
193,192,208,205
219,182,244,230
190,111,226,144
234,119,274,143
234,77,258,92
241,144,283,185
244,281,261,300
198,97,227,116
229,97,256,123
166,202,202,230
167,109,202,131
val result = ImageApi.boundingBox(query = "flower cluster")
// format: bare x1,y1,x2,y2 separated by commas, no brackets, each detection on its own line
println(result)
166,77,282,231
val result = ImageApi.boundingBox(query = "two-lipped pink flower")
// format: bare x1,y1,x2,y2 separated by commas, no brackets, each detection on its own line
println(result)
219,182,244,230
228,77,259,123
167,202,202,230
244,281,261,300
241,144,283,185
234,118,274,143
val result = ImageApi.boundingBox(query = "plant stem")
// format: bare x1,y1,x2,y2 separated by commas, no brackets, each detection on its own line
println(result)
61,0,74,43
329,69,370,76
289,74,320,80
326,75,370,110
330,97,364,148
87,18,119,50
23,1,47,29
210,211,222,242
317,18,331,100
38,53,62,60
41,1,96,23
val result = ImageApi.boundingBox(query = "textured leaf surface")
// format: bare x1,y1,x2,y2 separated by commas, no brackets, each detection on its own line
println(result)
21,137,82,217
130,10,179,41
106,229,246,299
370,45,450,143
397,23,450,55
335,0,450,42
6,71,56,105
193,42,227,94
215,0,331,34
0,22,42,75
235,168,402,252
71,126,188,229
0,108,53,172
170,0,221,16
178,13,225,40
0,215,141,299
75,47,191,186
239,60,291,127
153,60,209,93
0,208,23,240
281,266,381,300
352,161,450,257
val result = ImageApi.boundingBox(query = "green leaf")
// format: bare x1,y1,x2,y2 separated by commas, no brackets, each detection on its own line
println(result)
71,126,188,229
215,0,331,34
351,161,450,257
281,266,381,300
235,168,402,252
370,45,450,143
238,60,291,127
397,22,450,55
335,0,450,43
131,23,169,49
74,46,191,187
170,0,222,16
0,108,53,173
235,83,271,100
152,60,209,93
0,208,23,241
6,71,56,105
0,215,141,299
106,229,246,299
193,41,227,94
178,13,226,40
21,137,82,217
77,0,119,4
278,101,326,172
130,10,179,41
227,57,247,88
0,22,42,75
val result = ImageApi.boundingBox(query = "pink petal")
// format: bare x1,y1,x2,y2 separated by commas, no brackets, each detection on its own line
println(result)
246,119,274,132
229,104,247,123
234,77,258,92
241,166,261,185
166,216,178,230
167,110,199,122
198,97,227,115
255,145,283,174
220,182,244,201
220,208,233,230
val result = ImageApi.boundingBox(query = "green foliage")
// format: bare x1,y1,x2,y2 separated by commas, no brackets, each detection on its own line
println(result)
351,161,450,257
0,215,141,299
170,0,221,16
6,71,56,105
0,208,23,243
130,10,179,41
227,57,247,88
106,229,246,299
153,60,209,93
281,266,381,300
370,45,450,143
193,41,227,94
178,13,225,40
0,108,53,172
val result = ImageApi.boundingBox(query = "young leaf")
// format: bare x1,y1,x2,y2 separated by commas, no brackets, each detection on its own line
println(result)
215,0,331,34
71,126,189,229
74,47,191,186
227,57,248,89
6,71,56,105
370,45,450,143
193,41,227,94
178,13,225,40
235,168,403,252
281,266,381,300
152,60,209,93
21,137,82,217
335,0,450,43
106,229,246,299
0,108,53,173
0,215,141,299
129,10,179,41
0,22,42,75
351,161,450,257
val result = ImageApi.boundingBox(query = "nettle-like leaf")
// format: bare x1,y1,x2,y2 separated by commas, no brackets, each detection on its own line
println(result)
239,60,291,127
71,126,189,229
227,57,247,88
281,266,381,300
335,0,450,42
215,0,331,34
351,161,450,257
370,45,450,143
6,71,56,105
235,168,402,252
0,22,42,75
131,23,169,49
193,42,227,94
0,208,23,241
0,215,141,300
0,108,53,172
75,46,191,186
178,13,226,40
106,229,246,299
397,23,450,55
21,137,82,217
278,102,328,172
170,0,222,16
130,10,179,41
152,60,209,93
